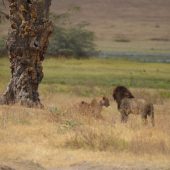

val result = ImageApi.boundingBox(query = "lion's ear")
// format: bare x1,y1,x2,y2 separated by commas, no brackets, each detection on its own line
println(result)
125,92,134,98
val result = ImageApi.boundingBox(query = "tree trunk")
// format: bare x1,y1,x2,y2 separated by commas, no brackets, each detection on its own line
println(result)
0,0,53,107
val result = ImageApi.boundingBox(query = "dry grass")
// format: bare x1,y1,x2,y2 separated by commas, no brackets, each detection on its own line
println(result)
0,58,170,168
0,91,170,168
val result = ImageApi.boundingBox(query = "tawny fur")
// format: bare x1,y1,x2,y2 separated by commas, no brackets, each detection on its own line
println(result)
79,97,110,119
113,86,155,126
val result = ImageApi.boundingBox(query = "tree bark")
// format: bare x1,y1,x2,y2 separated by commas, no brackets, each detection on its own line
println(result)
0,0,53,107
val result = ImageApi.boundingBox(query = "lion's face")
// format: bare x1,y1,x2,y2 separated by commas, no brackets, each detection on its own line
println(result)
100,96,110,107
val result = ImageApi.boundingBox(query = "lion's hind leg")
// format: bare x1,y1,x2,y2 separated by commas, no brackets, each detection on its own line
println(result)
141,113,148,125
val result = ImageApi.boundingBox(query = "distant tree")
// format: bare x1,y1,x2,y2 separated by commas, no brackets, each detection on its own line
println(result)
48,25,95,58
0,0,53,107
48,9,96,58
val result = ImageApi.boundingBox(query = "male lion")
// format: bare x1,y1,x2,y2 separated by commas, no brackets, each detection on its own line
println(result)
113,86,155,126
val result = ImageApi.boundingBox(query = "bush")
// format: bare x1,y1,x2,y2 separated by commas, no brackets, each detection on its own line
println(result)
47,26,96,58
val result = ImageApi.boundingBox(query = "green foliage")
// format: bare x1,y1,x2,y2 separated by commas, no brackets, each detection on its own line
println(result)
48,9,96,58
48,25,96,58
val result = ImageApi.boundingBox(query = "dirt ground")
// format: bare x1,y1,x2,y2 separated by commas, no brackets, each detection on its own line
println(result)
0,161,45,170
49,162,170,170
1,161,170,170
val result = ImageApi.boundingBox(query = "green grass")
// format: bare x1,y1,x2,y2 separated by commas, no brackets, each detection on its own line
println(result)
43,58,170,89
0,57,170,96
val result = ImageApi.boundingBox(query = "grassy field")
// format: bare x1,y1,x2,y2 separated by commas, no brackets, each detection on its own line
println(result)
43,58,170,88
0,57,170,169
1,57,170,97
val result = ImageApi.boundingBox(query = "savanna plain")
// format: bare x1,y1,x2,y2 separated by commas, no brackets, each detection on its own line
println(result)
1,0,170,169
0,58,170,170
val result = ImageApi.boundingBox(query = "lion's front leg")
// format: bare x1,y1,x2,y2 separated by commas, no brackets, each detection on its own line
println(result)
120,110,128,123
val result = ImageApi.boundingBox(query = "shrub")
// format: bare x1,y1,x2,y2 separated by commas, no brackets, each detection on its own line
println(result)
47,25,96,58
115,38,131,43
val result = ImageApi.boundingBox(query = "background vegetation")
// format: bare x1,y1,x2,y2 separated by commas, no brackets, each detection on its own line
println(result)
47,25,95,58
1,0,170,61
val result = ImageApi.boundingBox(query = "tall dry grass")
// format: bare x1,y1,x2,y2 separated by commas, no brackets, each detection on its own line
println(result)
0,92,170,168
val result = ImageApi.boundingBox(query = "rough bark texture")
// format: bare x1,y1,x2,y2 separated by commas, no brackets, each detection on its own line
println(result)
0,0,53,107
